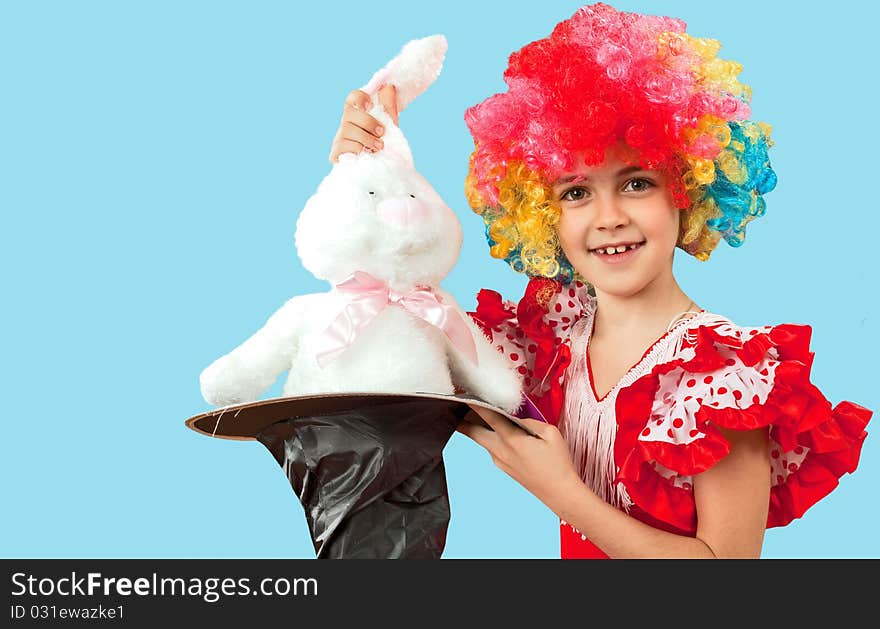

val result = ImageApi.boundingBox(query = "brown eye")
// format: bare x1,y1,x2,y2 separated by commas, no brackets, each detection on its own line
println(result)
623,178,654,192
561,186,589,202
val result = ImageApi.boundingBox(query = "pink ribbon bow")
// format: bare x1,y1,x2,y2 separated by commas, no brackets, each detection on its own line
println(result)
315,271,479,369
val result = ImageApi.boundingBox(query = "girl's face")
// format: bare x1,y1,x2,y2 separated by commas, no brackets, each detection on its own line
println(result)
553,149,680,297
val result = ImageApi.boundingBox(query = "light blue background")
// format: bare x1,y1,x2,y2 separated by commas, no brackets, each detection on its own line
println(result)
2,0,877,559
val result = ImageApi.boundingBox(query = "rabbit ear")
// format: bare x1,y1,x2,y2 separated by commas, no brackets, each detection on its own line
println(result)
357,35,446,170
360,34,447,116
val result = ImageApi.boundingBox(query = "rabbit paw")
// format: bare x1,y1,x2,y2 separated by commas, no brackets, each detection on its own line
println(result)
464,365,525,415
199,354,260,407
480,381,525,416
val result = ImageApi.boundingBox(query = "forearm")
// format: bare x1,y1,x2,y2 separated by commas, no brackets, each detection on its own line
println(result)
546,477,718,559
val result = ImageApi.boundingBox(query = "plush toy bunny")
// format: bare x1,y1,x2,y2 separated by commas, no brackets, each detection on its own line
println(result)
199,35,524,414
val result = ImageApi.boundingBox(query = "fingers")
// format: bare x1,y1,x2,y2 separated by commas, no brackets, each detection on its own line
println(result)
377,84,399,125
467,404,549,440
341,120,384,152
343,105,386,140
344,89,372,112
512,417,552,438
328,89,388,164
468,404,520,439
329,118,384,163
456,418,498,450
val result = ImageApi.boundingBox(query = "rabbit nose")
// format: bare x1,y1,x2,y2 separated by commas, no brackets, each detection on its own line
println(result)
375,196,430,226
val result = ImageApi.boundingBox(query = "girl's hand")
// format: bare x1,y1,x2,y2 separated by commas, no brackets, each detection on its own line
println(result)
328,85,399,163
456,404,583,513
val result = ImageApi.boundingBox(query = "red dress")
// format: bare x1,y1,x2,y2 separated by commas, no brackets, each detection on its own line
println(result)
468,278,873,559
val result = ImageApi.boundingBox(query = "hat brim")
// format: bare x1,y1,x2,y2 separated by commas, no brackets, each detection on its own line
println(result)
184,391,543,441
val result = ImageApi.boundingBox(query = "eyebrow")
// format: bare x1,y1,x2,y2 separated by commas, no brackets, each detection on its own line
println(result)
552,165,644,186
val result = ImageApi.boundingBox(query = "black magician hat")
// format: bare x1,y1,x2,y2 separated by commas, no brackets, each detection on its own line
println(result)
185,392,544,559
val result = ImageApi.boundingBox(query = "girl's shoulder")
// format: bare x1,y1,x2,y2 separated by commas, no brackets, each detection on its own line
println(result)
613,305,872,533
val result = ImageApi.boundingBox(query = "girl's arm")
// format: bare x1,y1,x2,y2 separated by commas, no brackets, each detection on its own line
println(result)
459,407,770,559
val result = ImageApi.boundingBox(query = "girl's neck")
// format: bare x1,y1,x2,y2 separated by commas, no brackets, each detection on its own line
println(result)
591,271,696,340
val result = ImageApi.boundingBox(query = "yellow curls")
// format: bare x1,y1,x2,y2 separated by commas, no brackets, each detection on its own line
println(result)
711,122,731,148
658,32,720,62
678,195,723,261
717,149,748,185
682,113,732,158
465,157,563,279
758,122,774,146
464,155,487,211
690,158,716,185
685,34,722,61
680,117,731,188
742,123,761,142
663,33,750,102
701,58,747,98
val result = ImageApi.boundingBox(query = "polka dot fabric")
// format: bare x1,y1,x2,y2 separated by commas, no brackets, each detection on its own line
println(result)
613,315,872,535
471,277,873,559
468,277,592,424
637,327,779,450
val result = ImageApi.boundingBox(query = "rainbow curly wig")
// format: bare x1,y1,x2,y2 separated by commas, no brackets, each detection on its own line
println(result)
464,2,777,282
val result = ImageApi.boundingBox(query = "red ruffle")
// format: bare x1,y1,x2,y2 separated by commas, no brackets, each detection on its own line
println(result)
468,278,581,424
614,322,872,533
470,288,516,341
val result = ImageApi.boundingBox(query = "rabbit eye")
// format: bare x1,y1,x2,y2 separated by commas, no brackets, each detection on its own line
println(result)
368,191,375,195
409,194,415,198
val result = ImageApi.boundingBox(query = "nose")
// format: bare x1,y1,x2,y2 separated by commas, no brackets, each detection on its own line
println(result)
375,195,430,226
593,192,630,231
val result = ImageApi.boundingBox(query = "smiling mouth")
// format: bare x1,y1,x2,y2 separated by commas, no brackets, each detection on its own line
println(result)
589,241,645,255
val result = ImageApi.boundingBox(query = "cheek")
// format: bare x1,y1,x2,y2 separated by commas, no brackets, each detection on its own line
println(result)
556,213,584,254
641,204,681,245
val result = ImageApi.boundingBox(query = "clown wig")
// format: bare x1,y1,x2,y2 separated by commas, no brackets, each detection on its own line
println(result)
464,2,777,282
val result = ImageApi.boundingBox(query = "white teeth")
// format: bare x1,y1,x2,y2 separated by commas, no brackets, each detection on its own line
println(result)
595,242,642,255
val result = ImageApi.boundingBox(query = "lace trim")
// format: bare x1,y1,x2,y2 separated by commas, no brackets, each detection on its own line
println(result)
559,309,719,510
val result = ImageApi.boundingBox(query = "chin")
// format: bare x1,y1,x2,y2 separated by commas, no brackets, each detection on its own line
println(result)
589,274,654,298
594,285,647,299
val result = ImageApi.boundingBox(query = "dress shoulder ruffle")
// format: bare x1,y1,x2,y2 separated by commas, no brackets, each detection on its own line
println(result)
467,277,593,424
613,317,872,531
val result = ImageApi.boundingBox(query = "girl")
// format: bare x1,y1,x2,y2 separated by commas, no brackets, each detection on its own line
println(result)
328,3,872,558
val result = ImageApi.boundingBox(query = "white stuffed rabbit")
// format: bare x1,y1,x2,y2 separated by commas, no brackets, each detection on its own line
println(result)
199,35,524,414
